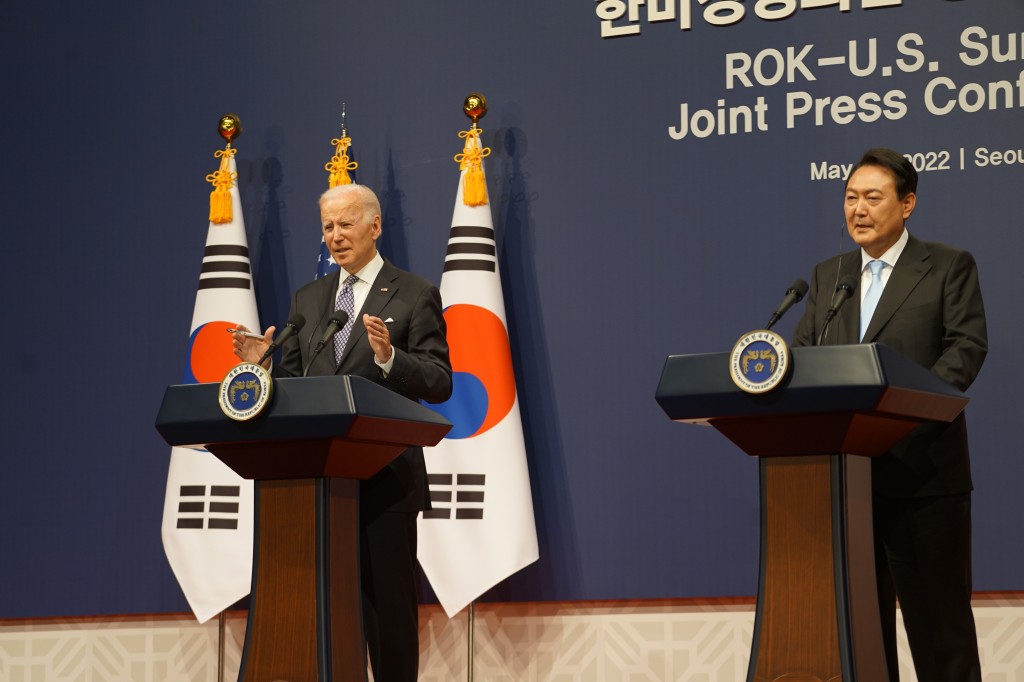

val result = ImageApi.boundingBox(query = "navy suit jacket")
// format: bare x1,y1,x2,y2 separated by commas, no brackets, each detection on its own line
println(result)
276,258,452,513
793,233,987,497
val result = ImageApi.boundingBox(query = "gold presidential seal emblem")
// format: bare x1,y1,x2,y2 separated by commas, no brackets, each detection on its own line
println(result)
218,362,273,421
729,329,790,394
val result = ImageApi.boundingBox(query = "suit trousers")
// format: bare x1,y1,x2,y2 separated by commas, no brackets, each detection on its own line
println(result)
873,493,981,682
361,506,420,682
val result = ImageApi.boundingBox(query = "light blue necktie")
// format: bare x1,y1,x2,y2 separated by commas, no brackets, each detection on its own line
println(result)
333,274,359,362
859,260,885,342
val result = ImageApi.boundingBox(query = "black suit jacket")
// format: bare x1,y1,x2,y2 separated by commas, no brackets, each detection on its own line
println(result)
276,258,453,513
793,233,987,497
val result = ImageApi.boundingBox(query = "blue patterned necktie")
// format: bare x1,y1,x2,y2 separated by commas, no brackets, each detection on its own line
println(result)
859,259,885,342
333,274,359,363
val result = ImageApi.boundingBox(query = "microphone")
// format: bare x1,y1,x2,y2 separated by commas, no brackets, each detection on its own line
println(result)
817,275,857,346
256,313,307,365
303,310,349,377
764,279,809,330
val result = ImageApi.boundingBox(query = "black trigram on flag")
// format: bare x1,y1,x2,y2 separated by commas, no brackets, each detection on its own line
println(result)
175,485,241,529
424,473,485,520
443,225,496,273
197,244,251,290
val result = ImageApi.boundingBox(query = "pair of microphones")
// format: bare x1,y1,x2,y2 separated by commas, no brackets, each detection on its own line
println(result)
252,310,350,376
765,275,856,346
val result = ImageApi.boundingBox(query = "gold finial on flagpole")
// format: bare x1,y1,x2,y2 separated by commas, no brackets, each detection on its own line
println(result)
463,93,488,130
456,94,490,206
208,114,241,223
217,113,243,148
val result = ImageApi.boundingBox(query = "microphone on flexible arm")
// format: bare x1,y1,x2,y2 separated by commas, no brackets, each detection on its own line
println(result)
256,313,307,366
303,310,349,377
764,279,809,330
816,275,857,346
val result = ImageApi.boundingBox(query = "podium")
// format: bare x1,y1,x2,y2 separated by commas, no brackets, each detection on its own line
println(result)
156,375,452,682
655,344,968,682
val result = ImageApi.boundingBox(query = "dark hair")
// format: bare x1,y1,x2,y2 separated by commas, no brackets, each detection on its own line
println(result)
847,148,918,199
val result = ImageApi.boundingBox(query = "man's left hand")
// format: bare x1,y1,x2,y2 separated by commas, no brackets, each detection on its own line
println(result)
363,314,393,363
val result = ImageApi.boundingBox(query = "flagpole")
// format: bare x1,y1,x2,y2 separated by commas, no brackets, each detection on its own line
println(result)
467,601,475,682
417,92,538,669
206,119,245,667
217,611,225,682
162,112,258,637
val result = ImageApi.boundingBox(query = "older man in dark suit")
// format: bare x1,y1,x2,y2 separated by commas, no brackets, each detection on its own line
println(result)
793,148,988,682
233,183,452,682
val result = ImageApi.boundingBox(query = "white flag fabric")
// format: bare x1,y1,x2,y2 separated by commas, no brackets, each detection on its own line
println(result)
417,135,539,618
161,154,257,623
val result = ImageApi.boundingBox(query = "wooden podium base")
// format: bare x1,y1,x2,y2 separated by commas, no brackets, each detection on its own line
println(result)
748,455,888,682
239,478,367,682
653,346,970,682
156,377,454,682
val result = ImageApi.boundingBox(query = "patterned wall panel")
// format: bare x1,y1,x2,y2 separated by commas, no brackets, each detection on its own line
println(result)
0,616,246,682
1,600,1020,681
470,603,753,681
973,596,1024,682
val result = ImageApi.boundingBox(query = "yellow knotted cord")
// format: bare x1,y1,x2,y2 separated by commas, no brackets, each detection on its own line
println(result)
325,136,359,187
206,147,238,224
454,128,490,206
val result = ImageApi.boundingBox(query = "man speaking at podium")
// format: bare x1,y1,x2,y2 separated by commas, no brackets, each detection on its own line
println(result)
233,183,452,682
792,149,988,682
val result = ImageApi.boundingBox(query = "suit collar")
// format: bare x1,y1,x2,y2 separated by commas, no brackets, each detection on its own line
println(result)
860,234,931,343
858,226,910,270
333,258,401,374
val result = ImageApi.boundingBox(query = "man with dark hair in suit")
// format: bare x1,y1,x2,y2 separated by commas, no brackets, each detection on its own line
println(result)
233,183,452,682
793,148,987,682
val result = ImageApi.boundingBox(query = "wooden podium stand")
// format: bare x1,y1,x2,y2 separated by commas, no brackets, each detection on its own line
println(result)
655,344,968,682
156,375,452,682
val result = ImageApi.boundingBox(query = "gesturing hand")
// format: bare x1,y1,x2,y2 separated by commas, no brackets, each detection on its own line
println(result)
363,314,393,364
231,324,275,369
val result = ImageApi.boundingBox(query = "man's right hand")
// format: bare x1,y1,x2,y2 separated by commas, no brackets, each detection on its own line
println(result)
231,324,275,369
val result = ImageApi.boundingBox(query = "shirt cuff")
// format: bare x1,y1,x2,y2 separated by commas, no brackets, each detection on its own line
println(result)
374,346,395,376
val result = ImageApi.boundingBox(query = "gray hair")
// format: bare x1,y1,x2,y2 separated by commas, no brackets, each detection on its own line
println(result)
319,184,381,224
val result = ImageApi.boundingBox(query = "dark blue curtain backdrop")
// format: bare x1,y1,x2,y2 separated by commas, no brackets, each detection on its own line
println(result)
2,1,1022,618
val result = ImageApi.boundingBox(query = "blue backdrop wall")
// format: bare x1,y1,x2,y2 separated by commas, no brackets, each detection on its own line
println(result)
2,1,1022,618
